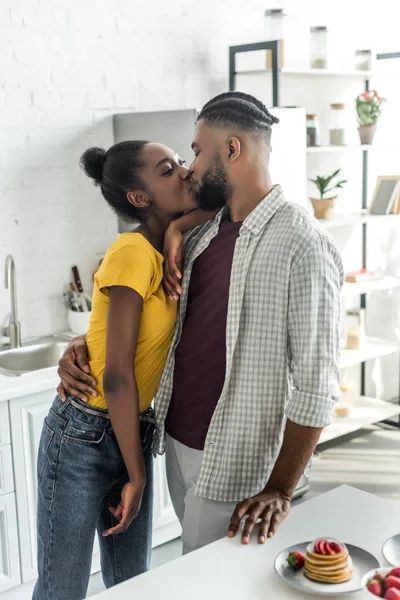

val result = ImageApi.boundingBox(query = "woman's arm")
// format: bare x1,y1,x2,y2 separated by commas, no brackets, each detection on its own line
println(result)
163,208,217,299
102,285,146,536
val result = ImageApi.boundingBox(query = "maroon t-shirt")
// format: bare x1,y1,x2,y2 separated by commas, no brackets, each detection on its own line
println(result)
165,219,242,450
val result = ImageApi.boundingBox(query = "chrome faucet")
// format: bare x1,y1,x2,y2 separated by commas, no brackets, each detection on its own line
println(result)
4,255,21,348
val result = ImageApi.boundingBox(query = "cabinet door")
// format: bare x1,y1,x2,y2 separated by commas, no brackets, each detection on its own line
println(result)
152,455,181,548
0,402,10,447
0,445,14,497
0,493,21,592
9,391,101,583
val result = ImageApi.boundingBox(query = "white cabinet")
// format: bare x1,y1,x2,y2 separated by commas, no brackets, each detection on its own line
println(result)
0,402,10,447
8,390,101,583
7,390,179,587
0,445,14,497
0,493,21,592
152,454,181,548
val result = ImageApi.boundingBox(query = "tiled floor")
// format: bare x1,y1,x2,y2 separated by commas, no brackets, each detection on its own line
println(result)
2,426,399,600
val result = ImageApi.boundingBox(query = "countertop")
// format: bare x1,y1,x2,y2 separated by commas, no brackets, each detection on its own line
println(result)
0,366,58,403
92,485,400,600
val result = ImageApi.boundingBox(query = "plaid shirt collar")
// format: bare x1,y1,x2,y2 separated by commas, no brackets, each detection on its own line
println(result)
213,184,286,236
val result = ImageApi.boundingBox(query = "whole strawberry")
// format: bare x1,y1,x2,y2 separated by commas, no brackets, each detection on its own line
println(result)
386,576,400,591
385,588,400,600
367,579,383,597
287,551,306,571
389,569,400,579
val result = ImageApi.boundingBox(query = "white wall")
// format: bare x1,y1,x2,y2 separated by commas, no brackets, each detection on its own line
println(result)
0,0,400,368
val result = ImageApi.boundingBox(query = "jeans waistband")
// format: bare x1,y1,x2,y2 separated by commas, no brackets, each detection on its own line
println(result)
54,394,155,424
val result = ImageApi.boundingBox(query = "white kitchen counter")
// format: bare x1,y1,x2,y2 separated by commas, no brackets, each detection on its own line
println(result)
0,367,58,403
92,485,400,600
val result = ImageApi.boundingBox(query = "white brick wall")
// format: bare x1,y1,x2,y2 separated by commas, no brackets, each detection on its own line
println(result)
0,0,399,342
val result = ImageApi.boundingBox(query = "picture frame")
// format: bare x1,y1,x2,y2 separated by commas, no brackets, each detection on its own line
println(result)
369,175,400,215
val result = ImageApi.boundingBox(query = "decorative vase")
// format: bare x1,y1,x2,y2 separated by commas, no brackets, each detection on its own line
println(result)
358,123,376,145
310,197,336,220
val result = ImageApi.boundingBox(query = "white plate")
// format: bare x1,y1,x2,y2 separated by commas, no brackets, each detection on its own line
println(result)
382,533,400,566
274,541,380,596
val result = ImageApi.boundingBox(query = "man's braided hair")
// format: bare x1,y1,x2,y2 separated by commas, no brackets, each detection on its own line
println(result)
197,91,279,144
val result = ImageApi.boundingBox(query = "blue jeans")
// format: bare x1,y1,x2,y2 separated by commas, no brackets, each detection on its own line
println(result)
33,394,154,600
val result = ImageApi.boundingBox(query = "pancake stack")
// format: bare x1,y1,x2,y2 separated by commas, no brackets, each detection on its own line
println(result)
304,538,353,584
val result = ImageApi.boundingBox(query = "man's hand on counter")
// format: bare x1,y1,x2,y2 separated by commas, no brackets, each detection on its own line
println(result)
57,335,98,402
228,488,291,545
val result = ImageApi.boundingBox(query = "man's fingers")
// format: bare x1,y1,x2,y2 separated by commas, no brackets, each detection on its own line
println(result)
241,504,264,544
268,509,286,538
258,518,270,544
56,383,67,402
74,344,91,374
57,366,98,396
228,500,251,537
257,507,276,543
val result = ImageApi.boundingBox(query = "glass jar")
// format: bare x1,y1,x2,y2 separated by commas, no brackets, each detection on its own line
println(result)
265,9,287,68
310,26,328,69
345,309,366,350
306,114,320,147
329,103,347,146
355,49,372,71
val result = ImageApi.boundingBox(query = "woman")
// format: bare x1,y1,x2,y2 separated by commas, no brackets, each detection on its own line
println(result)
33,141,214,600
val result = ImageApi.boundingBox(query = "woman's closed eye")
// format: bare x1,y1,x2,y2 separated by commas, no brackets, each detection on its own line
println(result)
162,159,186,176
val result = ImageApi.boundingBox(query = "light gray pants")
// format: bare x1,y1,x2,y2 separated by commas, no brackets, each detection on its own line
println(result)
165,433,237,554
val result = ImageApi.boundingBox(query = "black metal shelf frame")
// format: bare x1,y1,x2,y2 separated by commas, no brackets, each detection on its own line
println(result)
229,44,400,426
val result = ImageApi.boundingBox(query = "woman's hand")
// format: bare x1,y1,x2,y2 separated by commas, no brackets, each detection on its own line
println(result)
103,479,146,536
163,222,183,301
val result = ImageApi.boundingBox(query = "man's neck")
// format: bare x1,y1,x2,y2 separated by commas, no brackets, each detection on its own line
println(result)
228,178,274,223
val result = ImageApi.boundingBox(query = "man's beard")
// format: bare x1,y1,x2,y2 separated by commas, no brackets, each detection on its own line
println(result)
192,155,233,211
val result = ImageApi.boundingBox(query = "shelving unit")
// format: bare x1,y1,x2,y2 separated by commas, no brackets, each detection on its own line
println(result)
229,43,400,443
342,276,400,297
306,145,371,154
340,338,398,369
236,68,376,78
318,396,400,445
318,212,400,229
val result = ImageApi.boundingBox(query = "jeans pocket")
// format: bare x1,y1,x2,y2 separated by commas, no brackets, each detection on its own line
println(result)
63,424,106,446
37,419,55,484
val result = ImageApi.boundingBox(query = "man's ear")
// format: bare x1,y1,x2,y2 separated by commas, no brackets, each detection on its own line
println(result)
226,137,241,162
127,190,151,208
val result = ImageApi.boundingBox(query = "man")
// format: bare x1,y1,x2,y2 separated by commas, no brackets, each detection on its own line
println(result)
58,91,343,554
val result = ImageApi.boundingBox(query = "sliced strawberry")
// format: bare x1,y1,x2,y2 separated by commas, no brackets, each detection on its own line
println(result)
314,539,322,554
325,542,335,555
320,540,328,555
329,541,342,554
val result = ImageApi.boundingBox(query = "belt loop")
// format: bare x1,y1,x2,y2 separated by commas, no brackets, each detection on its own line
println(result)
57,394,70,414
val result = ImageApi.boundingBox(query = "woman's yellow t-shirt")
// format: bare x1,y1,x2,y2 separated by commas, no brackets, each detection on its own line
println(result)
85,233,177,412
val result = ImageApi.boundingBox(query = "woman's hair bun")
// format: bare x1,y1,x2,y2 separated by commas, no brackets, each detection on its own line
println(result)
80,147,106,185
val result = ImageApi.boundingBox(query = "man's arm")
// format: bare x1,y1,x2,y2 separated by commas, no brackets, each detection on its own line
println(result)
228,234,343,544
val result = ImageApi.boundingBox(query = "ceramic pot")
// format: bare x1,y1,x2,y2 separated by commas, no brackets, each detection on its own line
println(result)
310,196,336,220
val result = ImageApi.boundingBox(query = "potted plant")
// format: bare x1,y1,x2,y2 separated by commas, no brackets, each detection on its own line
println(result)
356,89,385,144
309,169,347,220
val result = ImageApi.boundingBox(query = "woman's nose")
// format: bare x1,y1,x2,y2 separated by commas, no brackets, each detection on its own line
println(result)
179,164,191,179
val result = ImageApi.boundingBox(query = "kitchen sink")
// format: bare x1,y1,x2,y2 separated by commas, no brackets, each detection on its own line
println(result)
0,339,68,376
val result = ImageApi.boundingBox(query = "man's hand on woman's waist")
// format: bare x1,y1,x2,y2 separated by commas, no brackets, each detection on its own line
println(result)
57,335,98,402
